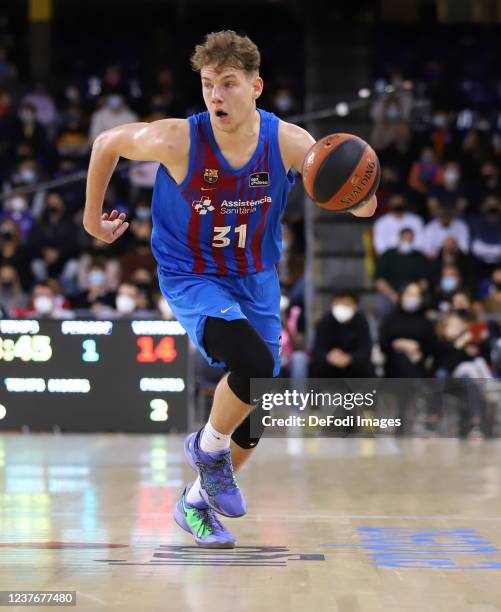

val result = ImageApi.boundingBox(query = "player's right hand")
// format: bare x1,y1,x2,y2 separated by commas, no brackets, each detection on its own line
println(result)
86,209,129,244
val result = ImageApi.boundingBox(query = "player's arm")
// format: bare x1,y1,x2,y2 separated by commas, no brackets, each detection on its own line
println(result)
83,119,189,243
278,121,377,217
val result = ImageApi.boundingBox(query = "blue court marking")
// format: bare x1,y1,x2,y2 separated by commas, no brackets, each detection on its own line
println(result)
320,527,501,570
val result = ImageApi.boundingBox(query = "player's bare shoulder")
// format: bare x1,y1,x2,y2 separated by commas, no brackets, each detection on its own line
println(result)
278,120,316,173
96,118,190,169
135,118,190,168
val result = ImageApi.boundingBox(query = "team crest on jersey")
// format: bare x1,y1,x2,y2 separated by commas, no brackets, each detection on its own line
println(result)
192,197,215,215
249,172,270,187
203,168,219,184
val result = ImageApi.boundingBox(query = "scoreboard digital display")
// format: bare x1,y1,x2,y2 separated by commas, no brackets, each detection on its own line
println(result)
0,319,190,433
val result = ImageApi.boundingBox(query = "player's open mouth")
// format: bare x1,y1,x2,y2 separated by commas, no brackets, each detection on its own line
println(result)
215,110,228,118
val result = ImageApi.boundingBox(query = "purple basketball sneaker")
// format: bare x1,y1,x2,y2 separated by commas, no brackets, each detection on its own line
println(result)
184,429,247,517
174,484,236,548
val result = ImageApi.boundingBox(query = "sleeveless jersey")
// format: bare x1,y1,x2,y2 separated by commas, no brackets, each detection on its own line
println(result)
151,108,294,276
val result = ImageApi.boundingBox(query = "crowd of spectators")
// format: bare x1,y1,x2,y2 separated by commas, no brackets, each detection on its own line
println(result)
299,60,501,439
1,25,501,437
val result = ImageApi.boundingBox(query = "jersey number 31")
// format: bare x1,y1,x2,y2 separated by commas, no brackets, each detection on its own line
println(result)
212,224,247,248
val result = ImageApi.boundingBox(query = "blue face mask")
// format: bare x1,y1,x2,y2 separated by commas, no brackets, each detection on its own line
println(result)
88,270,106,287
398,242,413,254
441,276,459,293
107,95,123,110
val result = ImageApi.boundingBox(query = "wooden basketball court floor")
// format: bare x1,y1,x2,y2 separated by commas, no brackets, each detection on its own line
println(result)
1,434,501,611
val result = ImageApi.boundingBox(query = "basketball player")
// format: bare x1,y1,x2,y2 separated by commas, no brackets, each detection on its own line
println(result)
84,31,376,548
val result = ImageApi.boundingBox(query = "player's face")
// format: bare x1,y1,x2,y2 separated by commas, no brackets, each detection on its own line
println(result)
200,65,263,132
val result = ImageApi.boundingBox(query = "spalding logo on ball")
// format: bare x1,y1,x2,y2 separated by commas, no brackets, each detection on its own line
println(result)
301,133,381,212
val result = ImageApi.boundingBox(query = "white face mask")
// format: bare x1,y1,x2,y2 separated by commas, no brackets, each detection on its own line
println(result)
19,169,37,184
402,296,422,312
443,170,459,185
8,197,27,213
34,296,54,315
332,304,355,323
398,241,413,254
116,294,136,314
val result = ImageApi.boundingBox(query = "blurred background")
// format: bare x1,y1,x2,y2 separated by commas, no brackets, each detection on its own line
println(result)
1,0,501,438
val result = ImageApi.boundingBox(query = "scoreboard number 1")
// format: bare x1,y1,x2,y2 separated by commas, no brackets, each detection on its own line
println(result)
82,340,100,362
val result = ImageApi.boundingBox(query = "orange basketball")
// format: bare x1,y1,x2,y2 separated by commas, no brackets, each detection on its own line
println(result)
301,133,380,211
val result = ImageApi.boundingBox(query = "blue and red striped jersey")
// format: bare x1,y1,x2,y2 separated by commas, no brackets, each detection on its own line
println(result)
151,108,294,276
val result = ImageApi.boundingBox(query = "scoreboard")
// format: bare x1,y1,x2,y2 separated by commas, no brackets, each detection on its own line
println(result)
0,319,190,433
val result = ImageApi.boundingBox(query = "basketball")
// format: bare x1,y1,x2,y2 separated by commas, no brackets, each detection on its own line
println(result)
301,133,381,211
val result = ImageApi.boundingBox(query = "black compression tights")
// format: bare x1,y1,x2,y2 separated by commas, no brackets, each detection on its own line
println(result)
203,317,273,448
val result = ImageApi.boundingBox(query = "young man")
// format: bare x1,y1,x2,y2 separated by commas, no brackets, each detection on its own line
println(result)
84,30,376,548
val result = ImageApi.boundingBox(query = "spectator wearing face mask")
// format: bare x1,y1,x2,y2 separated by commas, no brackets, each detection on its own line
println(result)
379,282,437,377
309,292,374,378
0,263,28,313
374,228,430,320
270,87,298,118
0,195,33,240
15,282,74,319
449,290,477,319
372,195,424,255
4,156,47,214
89,94,138,143
70,263,115,310
76,239,121,292
29,191,76,252
28,194,80,286
430,236,477,296
420,201,470,258
429,161,468,215
114,283,155,319
432,264,465,314
12,103,48,155
469,195,501,272
112,282,139,318
370,92,411,151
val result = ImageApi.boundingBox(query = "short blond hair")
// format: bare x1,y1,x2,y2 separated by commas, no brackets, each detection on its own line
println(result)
191,30,260,74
